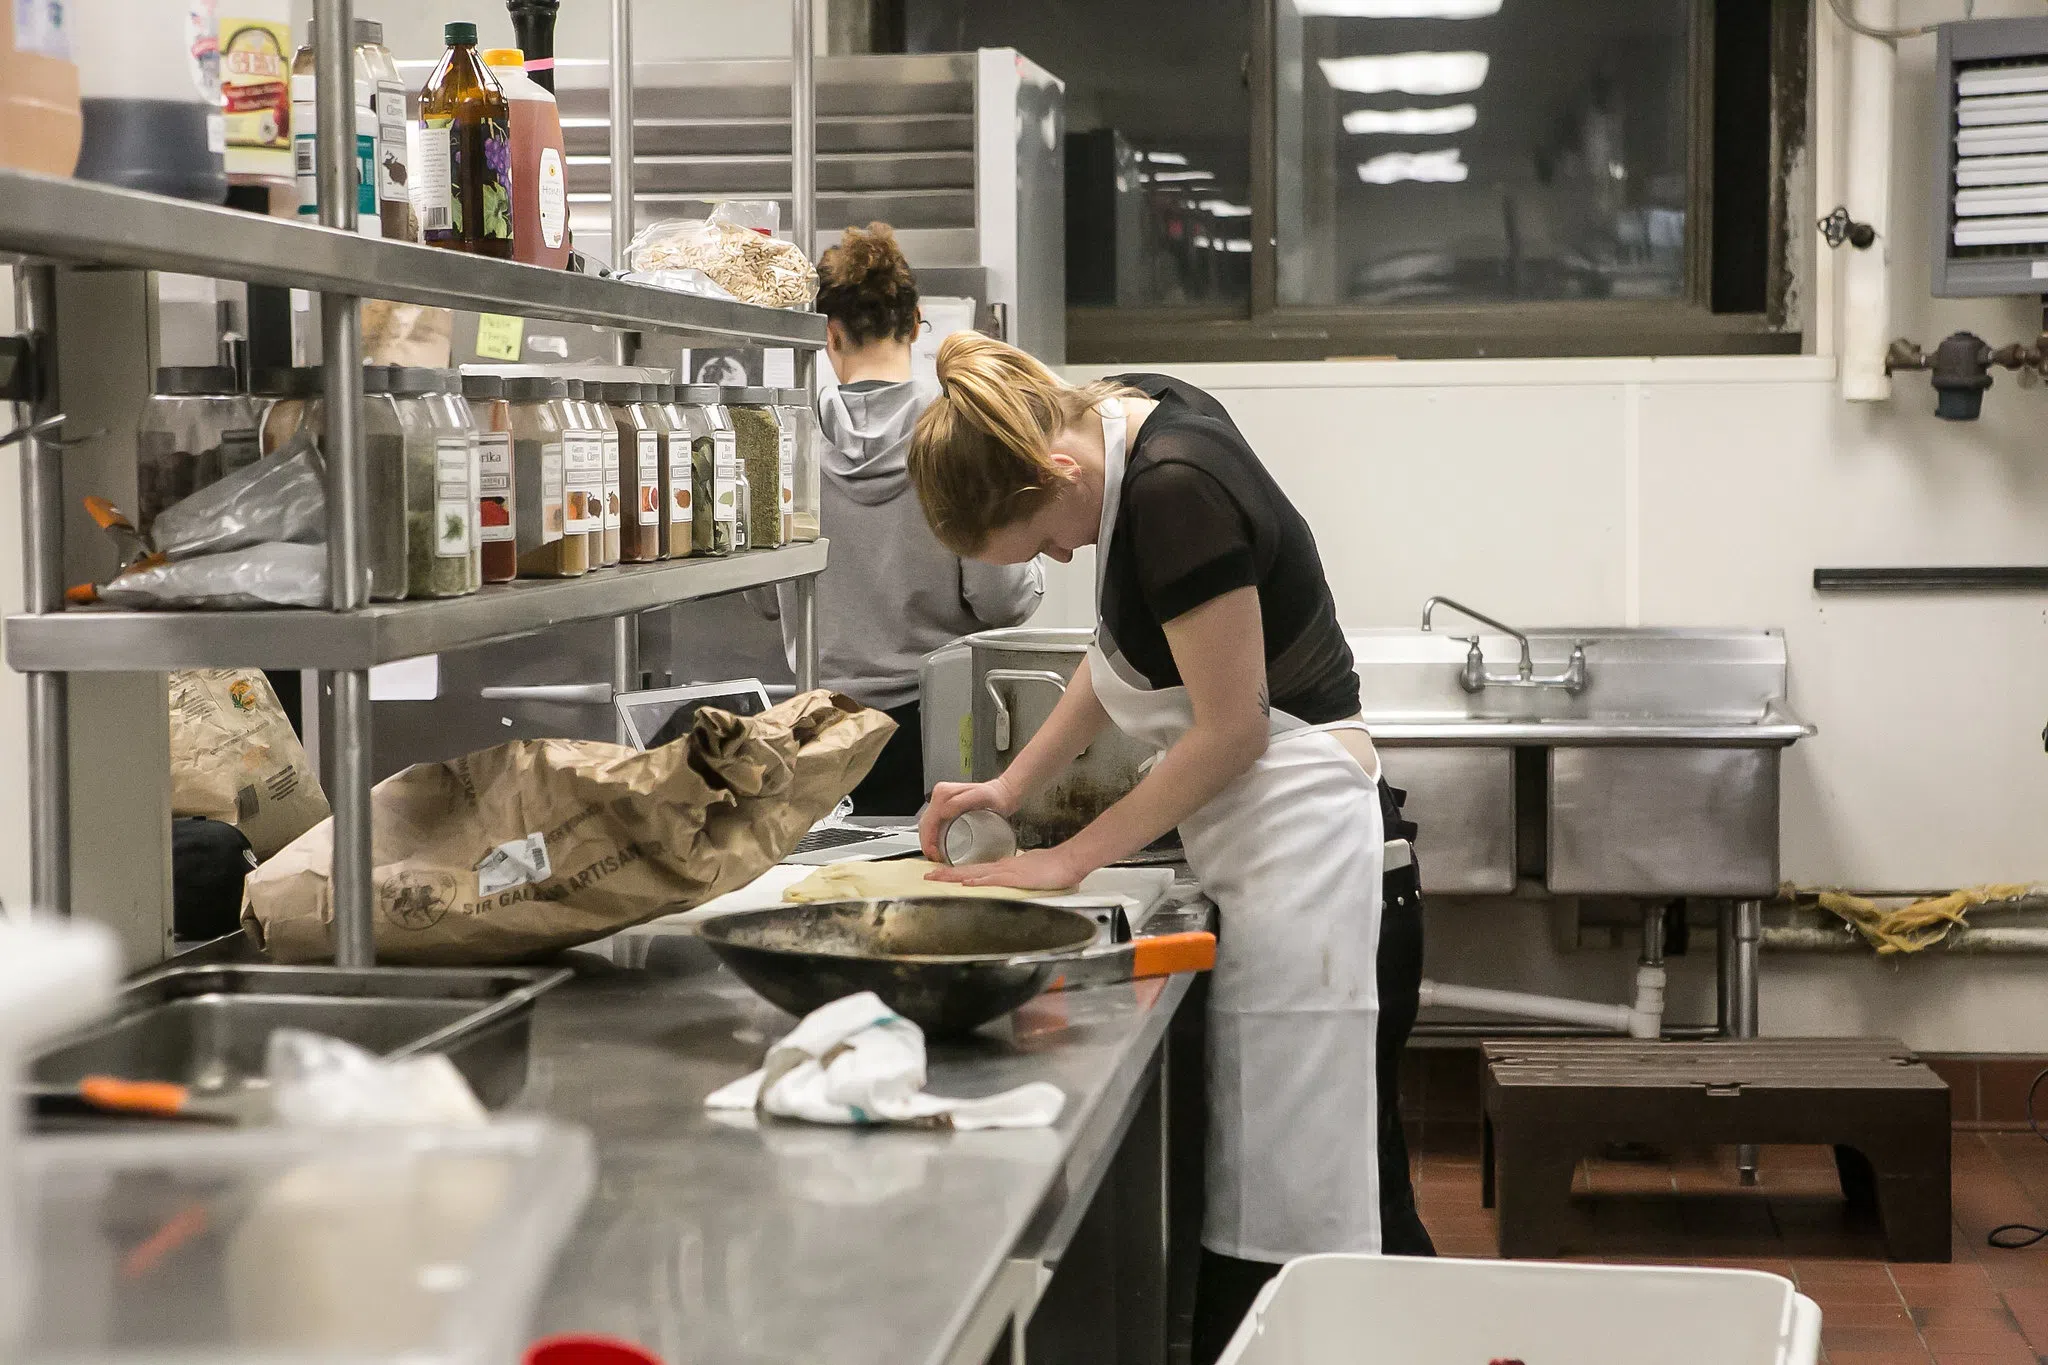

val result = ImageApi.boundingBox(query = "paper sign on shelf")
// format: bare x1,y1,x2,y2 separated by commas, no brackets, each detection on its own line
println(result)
475,313,525,361
368,655,440,701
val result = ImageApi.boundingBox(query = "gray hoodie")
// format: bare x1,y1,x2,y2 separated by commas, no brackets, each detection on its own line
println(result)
772,377,1043,709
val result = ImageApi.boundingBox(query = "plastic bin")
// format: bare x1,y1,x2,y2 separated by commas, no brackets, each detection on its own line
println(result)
16,1119,594,1365
1218,1255,1822,1365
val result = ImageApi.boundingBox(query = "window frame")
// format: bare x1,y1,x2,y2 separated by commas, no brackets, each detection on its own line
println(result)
1067,0,1811,364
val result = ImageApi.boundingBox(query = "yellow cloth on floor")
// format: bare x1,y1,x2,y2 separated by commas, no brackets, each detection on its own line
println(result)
1809,883,2037,954
782,858,1077,903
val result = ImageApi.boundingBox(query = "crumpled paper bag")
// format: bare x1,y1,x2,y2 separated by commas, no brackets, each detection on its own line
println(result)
170,668,330,858
242,691,893,964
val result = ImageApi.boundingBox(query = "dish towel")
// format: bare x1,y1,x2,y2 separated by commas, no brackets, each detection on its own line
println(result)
705,992,1066,1130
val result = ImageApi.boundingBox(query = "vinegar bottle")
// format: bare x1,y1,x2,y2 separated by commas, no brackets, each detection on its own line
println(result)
416,22,513,259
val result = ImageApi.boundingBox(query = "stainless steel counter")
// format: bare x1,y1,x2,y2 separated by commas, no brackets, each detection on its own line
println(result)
515,934,1192,1365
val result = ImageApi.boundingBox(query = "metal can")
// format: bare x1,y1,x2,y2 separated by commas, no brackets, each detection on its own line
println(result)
940,809,1018,867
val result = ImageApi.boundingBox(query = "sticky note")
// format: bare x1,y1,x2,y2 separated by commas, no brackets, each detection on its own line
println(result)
475,313,525,361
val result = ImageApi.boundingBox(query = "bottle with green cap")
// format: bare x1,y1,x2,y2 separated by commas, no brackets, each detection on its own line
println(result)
417,21,514,259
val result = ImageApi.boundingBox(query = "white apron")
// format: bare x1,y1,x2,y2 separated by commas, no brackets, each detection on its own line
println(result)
1087,403,1386,1262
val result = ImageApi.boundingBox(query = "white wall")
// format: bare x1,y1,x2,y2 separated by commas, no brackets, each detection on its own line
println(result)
1062,0,2048,1052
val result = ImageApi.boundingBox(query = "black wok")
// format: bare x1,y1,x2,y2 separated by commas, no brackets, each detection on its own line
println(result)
693,898,1100,1037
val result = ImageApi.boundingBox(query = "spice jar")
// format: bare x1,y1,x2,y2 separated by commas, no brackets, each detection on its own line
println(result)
676,385,735,557
464,372,517,583
727,386,784,550
592,380,622,565
602,381,662,563
776,388,821,543
136,367,262,534
646,382,685,559
508,375,582,578
256,366,323,455
360,365,412,602
558,378,605,568
433,370,484,592
390,368,474,598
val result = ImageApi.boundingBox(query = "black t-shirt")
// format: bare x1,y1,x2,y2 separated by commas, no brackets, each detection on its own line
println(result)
1098,374,1359,723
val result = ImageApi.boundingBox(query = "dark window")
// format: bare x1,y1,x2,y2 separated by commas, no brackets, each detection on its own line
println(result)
899,0,1806,360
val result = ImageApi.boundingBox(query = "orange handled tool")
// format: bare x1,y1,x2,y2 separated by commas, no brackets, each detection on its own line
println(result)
1047,931,1217,993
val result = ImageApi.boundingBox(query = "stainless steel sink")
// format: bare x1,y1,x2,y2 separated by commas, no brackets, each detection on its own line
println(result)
1353,627,1813,898
29,964,570,1115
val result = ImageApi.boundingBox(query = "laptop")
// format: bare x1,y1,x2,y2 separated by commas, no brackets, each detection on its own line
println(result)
612,679,921,865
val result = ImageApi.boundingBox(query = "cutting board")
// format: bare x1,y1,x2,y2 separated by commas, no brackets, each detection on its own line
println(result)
630,864,1176,933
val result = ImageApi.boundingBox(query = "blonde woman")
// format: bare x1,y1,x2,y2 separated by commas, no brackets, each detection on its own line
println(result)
908,334,1431,1362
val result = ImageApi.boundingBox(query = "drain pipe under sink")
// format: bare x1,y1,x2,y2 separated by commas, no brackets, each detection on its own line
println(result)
1419,967,1667,1040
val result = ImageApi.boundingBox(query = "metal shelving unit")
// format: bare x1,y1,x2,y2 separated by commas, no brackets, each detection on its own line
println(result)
3,0,823,968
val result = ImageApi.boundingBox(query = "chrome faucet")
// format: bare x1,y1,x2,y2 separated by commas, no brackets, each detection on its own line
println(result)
1420,596,1589,696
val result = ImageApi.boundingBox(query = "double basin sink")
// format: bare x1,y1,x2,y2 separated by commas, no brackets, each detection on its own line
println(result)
1355,627,1813,898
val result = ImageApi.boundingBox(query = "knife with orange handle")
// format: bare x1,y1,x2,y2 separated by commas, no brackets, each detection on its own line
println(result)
67,497,165,605
31,1074,249,1124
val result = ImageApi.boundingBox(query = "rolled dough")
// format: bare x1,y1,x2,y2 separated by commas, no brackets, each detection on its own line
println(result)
782,858,1078,902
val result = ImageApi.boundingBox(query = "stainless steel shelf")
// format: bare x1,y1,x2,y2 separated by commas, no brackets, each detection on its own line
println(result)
0,169,825,349
5,541,827,672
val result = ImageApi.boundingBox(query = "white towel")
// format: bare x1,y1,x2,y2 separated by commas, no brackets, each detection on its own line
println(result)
704,992,1066,1130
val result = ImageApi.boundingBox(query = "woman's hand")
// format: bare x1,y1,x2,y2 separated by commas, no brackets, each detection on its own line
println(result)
917,777,1020,861
924,844,1091,892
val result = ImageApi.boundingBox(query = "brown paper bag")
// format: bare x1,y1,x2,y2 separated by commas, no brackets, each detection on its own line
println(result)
170,669,331,859
242,691,893,965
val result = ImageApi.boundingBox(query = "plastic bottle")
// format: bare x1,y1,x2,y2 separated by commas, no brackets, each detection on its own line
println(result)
218,1,292,190
556,379,603,569
464,373,518,583
508,376,581,578
71,0,227,201
506,0,559,93
480,48,570,269
2,0,82,176
417,22,513,259
290,23,379,235
354,21,415,241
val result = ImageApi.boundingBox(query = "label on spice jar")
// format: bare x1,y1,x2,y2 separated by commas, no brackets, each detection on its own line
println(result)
538,441,564,544
636,431,660,526
713,430,737,527
601,432,621,532
667,442,691,524
563,433,601,535
435,438,473,558
479,433,513,543
415,119,453,238
777,427,795,514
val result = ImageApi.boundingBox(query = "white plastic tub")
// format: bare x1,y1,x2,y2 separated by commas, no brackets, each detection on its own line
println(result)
1219,1255,1822,1365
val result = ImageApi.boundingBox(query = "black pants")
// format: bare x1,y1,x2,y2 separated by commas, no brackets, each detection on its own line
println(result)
848,701,925,817
1190,781,1435,1365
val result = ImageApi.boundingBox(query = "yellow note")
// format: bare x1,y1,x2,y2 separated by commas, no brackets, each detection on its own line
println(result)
474,314,524,361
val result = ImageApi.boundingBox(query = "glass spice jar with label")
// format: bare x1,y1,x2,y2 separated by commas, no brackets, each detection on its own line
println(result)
360,365,413,602
463,371,517,583
390,367,476,598
558,378,606,567
676,385,735,557
775,388,820,543
602,381,662,563
727,386,784,550
508,375,581,577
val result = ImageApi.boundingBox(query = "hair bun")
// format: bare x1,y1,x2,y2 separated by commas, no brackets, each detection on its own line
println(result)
817,223,920,344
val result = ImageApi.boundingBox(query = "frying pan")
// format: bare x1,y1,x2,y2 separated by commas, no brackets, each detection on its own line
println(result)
693,898,1100,1037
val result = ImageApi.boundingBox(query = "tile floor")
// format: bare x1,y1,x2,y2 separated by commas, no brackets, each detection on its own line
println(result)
1403,1051,2048,1365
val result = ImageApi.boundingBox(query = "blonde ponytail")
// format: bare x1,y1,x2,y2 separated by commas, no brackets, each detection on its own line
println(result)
909,333,1134,555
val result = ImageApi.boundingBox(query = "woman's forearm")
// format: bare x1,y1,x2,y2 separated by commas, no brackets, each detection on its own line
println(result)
990,655,1109,804
1064,722,1263,870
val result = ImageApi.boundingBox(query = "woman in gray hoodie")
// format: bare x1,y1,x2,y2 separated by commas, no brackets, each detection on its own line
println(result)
778,224,1043,813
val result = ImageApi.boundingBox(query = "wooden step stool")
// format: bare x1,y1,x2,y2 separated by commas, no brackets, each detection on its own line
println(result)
1480,1038,1951,1262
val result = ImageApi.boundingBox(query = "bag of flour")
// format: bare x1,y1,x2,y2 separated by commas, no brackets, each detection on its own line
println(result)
242,691,893,964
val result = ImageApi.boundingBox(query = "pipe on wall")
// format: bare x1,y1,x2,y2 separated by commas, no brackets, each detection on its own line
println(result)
1839,0,1898,402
